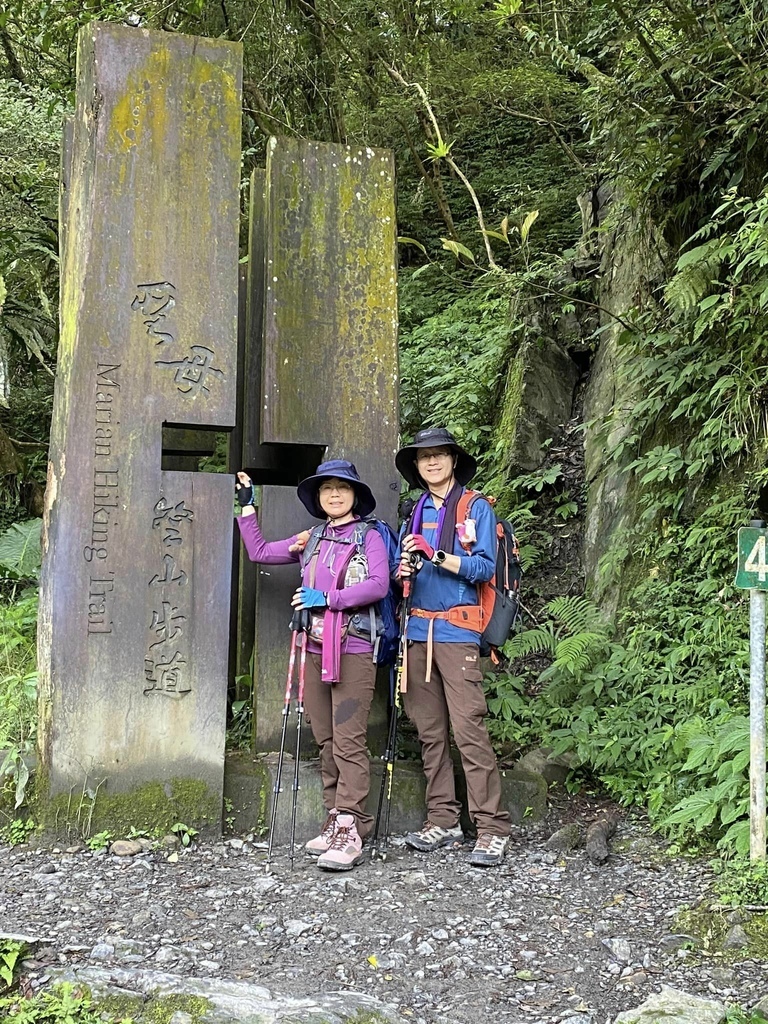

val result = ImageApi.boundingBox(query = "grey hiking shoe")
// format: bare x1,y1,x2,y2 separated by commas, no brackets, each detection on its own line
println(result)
468,832,509,867
404,821,463,852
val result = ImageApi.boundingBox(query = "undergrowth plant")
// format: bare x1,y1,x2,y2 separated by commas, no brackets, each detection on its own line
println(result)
398,271,515,480
486,489,757,852
713,858,768,908
476,0,768,859
0,940,24,993
0,519,42,812
0,982,134,1023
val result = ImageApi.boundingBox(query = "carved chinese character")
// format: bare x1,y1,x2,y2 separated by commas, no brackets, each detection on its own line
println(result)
152,498,195,528
156,345,224,396
148,600,186,649
131,281,177,346
148,553,188,587
152,499,195,546
144,650,190,696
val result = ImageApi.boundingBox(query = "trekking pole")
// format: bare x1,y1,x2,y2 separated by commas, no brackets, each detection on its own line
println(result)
289,609,310,870
371,578,413,861
266,626,299,873
370,665,399,860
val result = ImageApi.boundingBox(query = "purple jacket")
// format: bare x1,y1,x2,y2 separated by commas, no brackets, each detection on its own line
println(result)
237,514,389,671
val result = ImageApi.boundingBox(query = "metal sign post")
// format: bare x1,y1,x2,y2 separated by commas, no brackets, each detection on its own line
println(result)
735,521,768,860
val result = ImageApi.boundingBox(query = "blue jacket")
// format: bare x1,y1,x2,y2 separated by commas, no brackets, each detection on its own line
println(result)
399,490,496,643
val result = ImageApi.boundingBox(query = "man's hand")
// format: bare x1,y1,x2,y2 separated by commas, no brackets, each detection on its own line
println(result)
402,533,434,561
397,550,423,578
291,586,328,609
289,529,312,553
235,471,255,507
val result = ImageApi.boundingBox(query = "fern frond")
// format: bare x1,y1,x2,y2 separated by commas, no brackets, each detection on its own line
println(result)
554,632,607,673
546,595,607,635
504,625,557,659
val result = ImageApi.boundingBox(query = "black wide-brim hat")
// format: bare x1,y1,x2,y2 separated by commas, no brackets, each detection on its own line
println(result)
395,427,477,489
297,459,377,520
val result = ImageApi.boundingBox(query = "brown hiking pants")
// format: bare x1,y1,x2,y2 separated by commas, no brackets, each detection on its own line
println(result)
403,641,511,837
303,651,376,839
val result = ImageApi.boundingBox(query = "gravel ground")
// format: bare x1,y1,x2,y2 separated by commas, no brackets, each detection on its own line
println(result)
1,794,765,1024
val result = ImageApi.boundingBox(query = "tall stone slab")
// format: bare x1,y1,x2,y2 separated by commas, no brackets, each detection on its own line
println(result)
242,138,399,751
38,23,242,831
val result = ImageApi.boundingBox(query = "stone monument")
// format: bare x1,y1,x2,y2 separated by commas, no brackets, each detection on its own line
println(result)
38,23,243,832
239,138,400,751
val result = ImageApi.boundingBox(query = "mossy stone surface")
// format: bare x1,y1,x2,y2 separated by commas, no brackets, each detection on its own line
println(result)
33,776,220,841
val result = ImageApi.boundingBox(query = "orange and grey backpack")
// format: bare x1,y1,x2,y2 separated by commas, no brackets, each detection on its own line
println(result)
408,489,522,664
458,490,522,662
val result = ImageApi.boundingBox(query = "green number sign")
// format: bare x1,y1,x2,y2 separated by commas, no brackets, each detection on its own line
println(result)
736,527,768,590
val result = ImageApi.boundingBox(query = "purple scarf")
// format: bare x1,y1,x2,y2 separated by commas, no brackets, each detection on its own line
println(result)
303,527,359,685
410,482,463,552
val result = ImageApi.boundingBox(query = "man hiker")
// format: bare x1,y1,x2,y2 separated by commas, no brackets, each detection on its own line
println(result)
395,427,512,867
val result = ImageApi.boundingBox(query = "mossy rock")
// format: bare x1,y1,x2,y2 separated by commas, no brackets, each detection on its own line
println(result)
675,903,768,960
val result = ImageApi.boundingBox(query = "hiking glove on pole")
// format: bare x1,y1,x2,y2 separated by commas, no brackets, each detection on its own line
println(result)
407,535,435,561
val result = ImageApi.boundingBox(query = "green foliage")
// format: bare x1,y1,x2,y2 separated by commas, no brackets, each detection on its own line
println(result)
0,586,37,777
511,464,563,494
85,830,112,851
0,939,24,993
0,817,35,846
723,1010,768,1024
485,488,758,846
228,673,253,751
0,519,42,583
0,521,42,811
714,858,768,908
398,272,515,474
485,596,610,756
170,821,199,847
557,495,753,831
483,0,768,854
0,982,134,1023
505,595,611,679
0,80,62,390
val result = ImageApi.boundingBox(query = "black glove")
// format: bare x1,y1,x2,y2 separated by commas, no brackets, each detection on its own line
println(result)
235,478,254,507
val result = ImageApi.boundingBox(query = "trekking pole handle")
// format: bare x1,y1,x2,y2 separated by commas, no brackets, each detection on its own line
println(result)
289,607,312,633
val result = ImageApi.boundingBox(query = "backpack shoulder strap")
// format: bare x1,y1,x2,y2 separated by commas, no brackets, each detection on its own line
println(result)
457,488,481,523
300,524,325,570
355,515,377,552
456,488,489,552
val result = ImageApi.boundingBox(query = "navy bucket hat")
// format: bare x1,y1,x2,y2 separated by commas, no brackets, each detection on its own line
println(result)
297,459,377,520
395,427,477,490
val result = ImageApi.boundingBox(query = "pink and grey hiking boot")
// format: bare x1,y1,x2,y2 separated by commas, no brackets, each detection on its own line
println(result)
316,813,363,871
305,809,338,857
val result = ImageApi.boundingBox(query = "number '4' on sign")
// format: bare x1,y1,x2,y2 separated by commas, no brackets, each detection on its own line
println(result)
746,535,768,581
736,527,768,590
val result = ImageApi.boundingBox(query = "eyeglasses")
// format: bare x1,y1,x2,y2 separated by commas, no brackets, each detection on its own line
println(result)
416,449,453,462
319,480,353,494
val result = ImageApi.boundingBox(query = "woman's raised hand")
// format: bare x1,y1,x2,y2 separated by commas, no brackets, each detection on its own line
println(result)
235,471,255,511
289,529,312,553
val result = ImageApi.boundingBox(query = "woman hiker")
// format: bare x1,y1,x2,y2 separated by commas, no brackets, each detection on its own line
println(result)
235,461,389,871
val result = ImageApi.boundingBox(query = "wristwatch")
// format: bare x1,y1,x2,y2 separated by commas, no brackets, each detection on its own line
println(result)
432,549,447,566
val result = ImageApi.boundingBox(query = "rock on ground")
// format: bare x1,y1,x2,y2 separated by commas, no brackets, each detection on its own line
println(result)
612,984,726,1024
